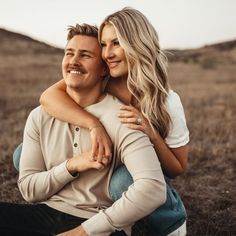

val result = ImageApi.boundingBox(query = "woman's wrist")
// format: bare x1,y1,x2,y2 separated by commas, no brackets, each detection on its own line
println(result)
87,117,102,131
149,130,161,143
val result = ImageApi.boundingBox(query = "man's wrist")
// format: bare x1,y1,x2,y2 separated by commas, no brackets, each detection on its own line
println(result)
66,159,78,177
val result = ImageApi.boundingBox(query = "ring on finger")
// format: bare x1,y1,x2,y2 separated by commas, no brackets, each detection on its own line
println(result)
137,117,142,125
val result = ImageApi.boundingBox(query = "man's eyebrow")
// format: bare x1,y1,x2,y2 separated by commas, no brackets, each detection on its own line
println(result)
64,48,94,55
79,49,95,55
64,48,74,52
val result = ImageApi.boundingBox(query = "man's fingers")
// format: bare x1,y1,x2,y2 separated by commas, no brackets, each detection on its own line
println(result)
101,157,109,166
92,161,104,170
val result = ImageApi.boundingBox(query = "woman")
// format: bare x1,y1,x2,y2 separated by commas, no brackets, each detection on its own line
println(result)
14,7,189,235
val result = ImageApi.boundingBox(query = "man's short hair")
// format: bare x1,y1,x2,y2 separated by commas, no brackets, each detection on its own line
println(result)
67,23,98,40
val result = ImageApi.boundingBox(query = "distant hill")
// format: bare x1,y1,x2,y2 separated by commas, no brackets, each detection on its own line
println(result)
0,28,63,55
167,39,236,68
1,27,235,66
0,28,63,106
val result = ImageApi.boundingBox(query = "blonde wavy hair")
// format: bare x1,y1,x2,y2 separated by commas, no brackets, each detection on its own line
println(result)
99,7,171,138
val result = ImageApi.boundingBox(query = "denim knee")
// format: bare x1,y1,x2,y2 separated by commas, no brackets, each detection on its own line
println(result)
147,183,186,235
109,165,133,201
13,143,23,171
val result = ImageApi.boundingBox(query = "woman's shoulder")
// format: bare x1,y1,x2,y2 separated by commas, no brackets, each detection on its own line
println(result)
166,90,184,114
165,90,189,148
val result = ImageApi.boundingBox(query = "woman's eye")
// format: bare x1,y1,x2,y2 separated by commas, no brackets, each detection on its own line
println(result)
100,43,106,48
114,41,120,46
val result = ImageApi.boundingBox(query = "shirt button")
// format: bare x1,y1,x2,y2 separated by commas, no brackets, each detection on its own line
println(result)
74,143,78,147
75,127,80,131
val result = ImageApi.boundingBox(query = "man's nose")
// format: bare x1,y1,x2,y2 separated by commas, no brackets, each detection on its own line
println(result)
71,54,81,65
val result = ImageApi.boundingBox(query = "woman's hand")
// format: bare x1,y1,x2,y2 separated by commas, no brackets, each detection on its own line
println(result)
89,125,113,164
118,105,157,141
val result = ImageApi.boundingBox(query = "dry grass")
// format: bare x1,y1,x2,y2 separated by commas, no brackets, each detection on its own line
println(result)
169,62,236,235
0,30,235,235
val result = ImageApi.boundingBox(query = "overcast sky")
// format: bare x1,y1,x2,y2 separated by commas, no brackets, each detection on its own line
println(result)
1,0,235,49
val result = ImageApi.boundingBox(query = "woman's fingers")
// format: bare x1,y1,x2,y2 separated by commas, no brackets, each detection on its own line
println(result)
120,105,137,111
91,140,98,160
126,123,145,132
119,117,142,125
104,141,112,162
89,126,112,164
117,111,135,118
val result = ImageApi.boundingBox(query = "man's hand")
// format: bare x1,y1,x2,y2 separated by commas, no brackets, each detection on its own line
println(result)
57,225,88,236
66,151,106,176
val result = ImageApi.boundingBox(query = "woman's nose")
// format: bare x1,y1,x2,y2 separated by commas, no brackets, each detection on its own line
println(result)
103,46,115,59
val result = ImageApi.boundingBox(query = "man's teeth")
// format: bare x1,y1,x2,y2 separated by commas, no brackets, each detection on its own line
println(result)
70,70,82,74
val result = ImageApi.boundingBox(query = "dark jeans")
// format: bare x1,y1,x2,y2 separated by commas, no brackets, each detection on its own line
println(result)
0,202,125,236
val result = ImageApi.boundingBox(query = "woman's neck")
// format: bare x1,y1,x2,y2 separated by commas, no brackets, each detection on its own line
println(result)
107,77,133,104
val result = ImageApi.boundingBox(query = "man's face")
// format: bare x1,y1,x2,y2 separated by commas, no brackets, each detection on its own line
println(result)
62,35,106,91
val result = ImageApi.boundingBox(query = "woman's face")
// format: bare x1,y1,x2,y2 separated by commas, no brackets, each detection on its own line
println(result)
100,23,128,79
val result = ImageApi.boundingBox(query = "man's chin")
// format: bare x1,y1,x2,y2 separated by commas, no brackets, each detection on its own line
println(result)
65,77,82,88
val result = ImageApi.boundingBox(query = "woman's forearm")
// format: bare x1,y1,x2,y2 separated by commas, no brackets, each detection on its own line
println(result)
151,133,189,178
40,79,100,129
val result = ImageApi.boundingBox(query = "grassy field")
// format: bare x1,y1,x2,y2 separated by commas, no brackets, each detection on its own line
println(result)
169,62,236,235
0,29,235,235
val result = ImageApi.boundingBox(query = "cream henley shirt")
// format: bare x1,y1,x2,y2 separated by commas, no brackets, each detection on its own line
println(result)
18,94,166,236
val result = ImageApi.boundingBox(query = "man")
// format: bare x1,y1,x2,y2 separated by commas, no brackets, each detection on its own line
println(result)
0,23,166,236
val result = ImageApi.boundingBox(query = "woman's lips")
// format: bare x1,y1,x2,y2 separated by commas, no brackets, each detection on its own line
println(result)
108,61,120,69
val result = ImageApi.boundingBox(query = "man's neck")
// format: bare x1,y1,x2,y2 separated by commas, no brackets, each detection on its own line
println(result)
66,87,105,108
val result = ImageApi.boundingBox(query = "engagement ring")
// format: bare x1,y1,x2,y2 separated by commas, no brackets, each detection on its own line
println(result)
137,117,142,125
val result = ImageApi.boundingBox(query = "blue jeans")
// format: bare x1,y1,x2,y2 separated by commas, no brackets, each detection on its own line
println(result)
13,144,186,235
110,166,186,235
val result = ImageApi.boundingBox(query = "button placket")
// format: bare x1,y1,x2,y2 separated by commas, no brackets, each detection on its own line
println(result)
73,126,80,155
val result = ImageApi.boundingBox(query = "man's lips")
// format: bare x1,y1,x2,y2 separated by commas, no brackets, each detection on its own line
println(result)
70,70,82,74
67,67,86,74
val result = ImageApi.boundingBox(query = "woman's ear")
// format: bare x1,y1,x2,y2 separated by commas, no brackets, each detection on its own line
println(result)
101,64,109,77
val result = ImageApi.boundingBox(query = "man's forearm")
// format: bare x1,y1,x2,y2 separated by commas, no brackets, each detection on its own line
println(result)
18,161,77,202
81,141,166,235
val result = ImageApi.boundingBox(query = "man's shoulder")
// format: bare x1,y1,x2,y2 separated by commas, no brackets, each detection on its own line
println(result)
99,95,121,120
27,105,53,125
86,94,123,120
105,94,124,110
28,105,49,118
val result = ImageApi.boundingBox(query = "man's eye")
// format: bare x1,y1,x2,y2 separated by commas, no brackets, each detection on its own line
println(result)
65,52,73,56
100,43,106,48
82,54,91,58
